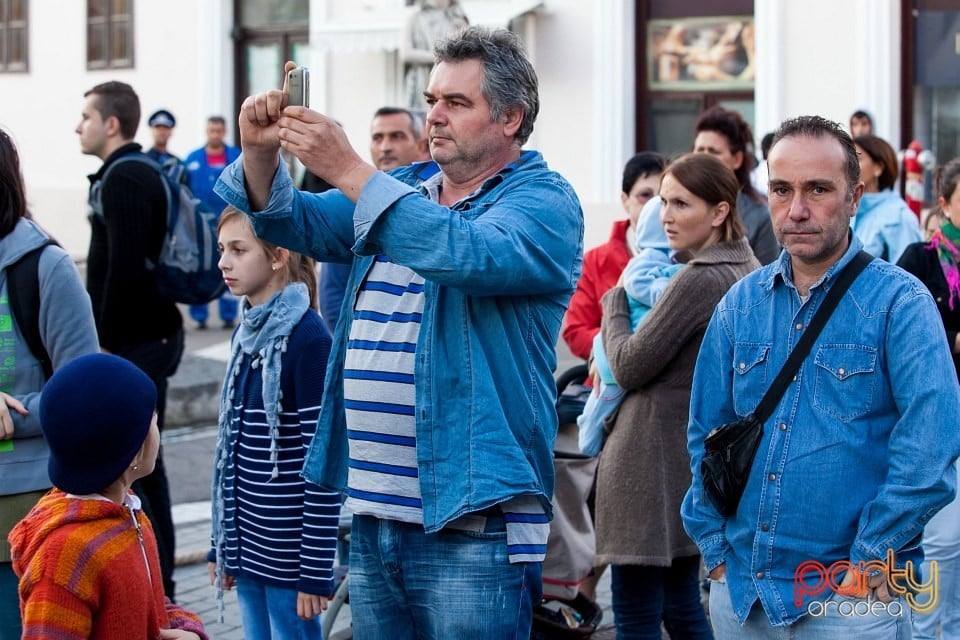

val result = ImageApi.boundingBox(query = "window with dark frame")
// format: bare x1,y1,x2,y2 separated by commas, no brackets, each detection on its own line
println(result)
87,0,133,70
0,0,28,73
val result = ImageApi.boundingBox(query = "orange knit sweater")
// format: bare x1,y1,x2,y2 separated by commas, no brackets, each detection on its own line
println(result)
8,489,207,639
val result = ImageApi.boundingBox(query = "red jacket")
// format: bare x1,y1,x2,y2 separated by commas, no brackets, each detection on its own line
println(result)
562,219,632,360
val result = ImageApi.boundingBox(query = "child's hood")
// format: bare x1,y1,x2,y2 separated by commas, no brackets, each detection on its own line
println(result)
8,489,125,576
635,198,671,251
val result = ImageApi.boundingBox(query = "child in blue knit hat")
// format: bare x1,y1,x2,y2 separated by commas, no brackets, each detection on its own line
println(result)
9,353,206,639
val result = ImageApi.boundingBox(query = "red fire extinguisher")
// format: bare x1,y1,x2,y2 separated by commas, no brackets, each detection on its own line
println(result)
902,140,929,221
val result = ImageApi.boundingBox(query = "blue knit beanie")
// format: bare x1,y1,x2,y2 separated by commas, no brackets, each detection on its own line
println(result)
40,353,157,495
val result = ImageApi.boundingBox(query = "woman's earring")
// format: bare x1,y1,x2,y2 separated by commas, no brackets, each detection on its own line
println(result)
131,464,140,471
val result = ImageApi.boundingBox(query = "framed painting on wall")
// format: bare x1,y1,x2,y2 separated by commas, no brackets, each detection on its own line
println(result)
648,16,755,91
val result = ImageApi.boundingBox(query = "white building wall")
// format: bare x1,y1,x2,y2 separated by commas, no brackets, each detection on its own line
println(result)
755,0,901,145
1,0,908,258
527,0,611,250
0,0,232,258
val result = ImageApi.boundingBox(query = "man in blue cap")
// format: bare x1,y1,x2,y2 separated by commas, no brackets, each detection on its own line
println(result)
146,109,179,166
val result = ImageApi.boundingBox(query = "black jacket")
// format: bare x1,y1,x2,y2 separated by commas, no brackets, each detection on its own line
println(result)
897,240,960,377
86,143,182,350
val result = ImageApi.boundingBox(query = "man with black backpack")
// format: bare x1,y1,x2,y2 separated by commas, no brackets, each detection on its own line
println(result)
76,81,183,599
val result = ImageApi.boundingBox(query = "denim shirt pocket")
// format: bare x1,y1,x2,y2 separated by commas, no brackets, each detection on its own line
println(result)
732,342,771,417
813,345,878,421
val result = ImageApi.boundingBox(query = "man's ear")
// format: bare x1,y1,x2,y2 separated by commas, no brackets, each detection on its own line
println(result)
848,181,865,217
502,107,524,138
104,115,122,138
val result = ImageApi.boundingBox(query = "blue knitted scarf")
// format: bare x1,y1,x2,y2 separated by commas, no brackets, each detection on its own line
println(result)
210,282,310,619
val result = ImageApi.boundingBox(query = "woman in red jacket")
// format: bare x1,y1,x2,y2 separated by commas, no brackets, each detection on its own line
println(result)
562,152,667,360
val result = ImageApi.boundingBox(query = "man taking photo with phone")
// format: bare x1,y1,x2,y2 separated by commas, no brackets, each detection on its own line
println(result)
215,26,583,638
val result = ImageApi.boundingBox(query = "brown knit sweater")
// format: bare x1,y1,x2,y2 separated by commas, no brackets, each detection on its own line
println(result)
594,237,759,566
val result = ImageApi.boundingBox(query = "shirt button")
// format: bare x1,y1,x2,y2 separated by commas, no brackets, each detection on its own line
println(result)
757,571,765,579
838,368,845,376
768,473,776,481
792,375,797,382
795,323,803,330
739,362,746,370
779,423,787,431
761,524,769,532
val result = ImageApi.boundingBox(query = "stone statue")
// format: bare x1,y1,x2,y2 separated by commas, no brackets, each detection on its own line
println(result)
400,0,469,110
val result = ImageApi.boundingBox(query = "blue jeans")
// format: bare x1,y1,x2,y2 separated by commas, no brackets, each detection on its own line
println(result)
709,575,912,639
0,563,21,640
349,513,541,640
237,575,322,640
610,556,713,640
914,461,960,639
189,291,238,325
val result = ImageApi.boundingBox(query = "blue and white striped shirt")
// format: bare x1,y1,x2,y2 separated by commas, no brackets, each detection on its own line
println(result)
343,254,548,563
217,312,340,594
343,256,423,523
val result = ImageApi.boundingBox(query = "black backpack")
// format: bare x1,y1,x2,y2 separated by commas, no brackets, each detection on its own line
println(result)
89,154,226,305
7,241,57,380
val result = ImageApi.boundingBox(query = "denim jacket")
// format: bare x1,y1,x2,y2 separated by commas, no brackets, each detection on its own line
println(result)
215,151,584,531
681,235,960,626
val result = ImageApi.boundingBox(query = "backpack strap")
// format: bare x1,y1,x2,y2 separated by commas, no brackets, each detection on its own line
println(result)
89,153,171,222
88,153,174,269
8,240,58,380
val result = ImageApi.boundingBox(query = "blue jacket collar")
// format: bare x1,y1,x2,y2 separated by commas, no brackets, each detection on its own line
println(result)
763,232,865,292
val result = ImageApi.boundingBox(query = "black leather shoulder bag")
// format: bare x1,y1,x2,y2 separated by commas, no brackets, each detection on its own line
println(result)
701,251,873,516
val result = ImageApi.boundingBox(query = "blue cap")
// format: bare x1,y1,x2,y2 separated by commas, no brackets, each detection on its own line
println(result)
148,109,176,128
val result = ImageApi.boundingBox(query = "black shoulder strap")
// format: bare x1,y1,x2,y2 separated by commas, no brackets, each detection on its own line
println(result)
8,240,58,380
753,251,874,424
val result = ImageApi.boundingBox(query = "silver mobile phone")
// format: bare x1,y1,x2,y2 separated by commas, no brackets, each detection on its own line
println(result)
286,66,310,108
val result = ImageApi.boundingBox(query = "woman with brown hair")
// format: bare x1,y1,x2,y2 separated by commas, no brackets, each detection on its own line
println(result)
851,134,922,263
595,153,759,639
0,127,99,640
694,106,779,265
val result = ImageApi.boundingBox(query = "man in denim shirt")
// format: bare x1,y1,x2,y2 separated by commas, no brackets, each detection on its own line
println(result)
215,26,582,638
682,115,960,638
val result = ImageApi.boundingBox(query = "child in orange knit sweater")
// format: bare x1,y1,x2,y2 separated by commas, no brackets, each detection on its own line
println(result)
8,353,207,639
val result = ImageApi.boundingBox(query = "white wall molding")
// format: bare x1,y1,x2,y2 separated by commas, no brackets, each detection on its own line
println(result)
856,0,901,143
591,0,635,203
754,0,784,142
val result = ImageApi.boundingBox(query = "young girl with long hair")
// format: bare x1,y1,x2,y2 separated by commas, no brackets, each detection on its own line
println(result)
208,206,339,638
